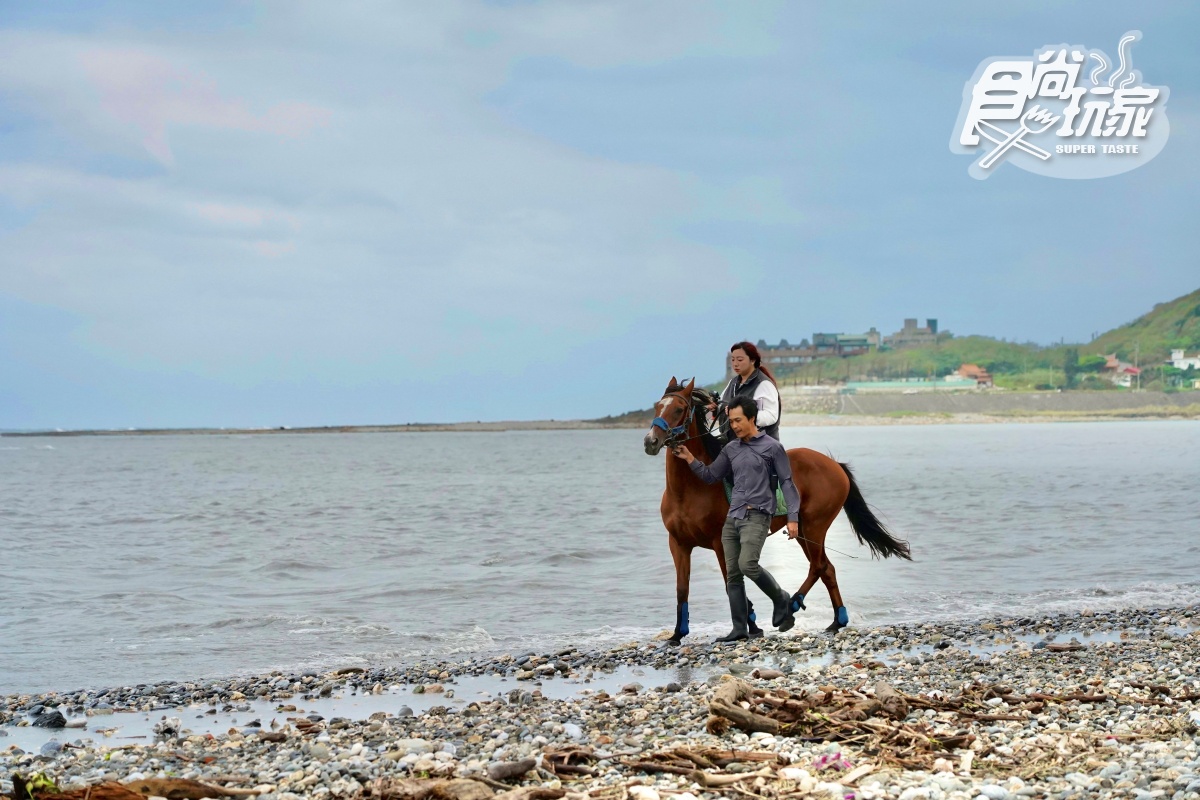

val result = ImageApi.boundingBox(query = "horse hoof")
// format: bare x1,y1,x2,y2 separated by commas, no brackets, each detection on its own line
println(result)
824,621,843,634
748,628,764,639
667,638,682,647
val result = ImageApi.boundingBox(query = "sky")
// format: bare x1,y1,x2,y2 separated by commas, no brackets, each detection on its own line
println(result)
1,1,1197,429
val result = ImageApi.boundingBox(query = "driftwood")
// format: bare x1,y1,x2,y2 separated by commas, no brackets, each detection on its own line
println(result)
492,789,567,800
486,759,537,782
874,679,909,719
6,776,262,800
708,678,781,735
361,777,495,800
706,677,972,771
125,778,262,798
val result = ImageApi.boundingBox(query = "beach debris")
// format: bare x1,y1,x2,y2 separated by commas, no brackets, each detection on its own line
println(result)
5,775,262,799
812,751,853,772
699,675,1195,780
153,716,183,739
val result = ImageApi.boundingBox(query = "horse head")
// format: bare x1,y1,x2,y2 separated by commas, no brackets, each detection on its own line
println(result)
643,376,698,456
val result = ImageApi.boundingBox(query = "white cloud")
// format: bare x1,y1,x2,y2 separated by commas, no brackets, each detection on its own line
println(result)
0,6,748,384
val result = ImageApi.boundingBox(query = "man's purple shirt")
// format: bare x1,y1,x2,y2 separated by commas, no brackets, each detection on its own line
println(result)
687,432,801,522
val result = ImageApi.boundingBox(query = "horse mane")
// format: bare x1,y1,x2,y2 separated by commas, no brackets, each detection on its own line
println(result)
689,387,725,462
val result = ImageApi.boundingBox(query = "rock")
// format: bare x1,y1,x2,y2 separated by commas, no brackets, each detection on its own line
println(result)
32,710,66,728
152,716,182,738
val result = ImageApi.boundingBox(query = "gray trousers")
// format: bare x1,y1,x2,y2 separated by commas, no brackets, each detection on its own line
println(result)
720,510,772,588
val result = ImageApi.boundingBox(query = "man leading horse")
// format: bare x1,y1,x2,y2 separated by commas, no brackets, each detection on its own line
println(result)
672,395,800,643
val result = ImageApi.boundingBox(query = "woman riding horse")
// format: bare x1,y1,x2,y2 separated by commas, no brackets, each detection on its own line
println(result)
712,341,782,442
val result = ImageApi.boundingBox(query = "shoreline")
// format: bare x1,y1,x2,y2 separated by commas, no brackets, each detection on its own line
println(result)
5,605,1198,799
3,410,1198,438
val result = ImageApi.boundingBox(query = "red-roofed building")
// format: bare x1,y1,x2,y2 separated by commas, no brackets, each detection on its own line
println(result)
1101,354,1140,387
956,363,993,388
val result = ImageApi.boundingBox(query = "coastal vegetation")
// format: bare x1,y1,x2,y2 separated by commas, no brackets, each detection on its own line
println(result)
773,287,1200,392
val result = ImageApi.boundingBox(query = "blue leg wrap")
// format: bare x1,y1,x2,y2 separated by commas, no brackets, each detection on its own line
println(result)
791,593,806,613
677,602,690,637
836,606,850,627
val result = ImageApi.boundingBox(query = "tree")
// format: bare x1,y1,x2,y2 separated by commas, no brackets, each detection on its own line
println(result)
1063,347,1080,389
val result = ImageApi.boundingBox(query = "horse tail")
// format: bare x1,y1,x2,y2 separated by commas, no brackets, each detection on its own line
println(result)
839,462,912,560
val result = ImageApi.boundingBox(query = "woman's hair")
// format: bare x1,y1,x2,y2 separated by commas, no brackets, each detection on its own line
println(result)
730,341,778,386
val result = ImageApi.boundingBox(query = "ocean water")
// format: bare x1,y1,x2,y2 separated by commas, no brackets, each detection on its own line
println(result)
2,421,1198,695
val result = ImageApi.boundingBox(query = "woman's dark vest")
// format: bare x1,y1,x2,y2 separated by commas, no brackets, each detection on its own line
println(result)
719,370,781,441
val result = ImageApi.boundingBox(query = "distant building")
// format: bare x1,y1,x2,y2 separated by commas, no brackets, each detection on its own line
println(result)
1169,349,1200,370
725,330,880,379
884,318,939,349
1101,354,1141,387
956,363,993,388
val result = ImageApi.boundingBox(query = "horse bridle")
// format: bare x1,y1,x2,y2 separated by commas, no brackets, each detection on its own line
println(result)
651,390,711,447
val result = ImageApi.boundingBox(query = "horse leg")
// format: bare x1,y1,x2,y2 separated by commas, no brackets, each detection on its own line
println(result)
789,535,822,615
805,521,848,633
819,555,849,634
794,520,849,633
668,536,692,646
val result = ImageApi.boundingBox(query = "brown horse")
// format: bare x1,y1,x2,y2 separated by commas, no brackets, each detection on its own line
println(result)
643,377,911,643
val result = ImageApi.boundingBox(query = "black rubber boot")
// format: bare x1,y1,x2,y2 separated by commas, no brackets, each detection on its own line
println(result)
751,570,796,632
714,583,750,643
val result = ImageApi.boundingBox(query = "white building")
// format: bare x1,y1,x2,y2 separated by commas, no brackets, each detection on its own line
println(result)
1169,349,1200,370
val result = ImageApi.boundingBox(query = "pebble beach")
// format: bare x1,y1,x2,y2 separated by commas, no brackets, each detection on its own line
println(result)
4,606,1200,800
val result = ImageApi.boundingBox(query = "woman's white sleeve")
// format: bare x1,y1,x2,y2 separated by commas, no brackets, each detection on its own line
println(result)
754,381,780,426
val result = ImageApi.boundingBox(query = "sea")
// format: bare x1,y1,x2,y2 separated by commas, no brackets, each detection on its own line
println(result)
2,420,1198,696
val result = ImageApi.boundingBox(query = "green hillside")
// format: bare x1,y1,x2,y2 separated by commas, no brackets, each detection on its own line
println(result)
1087,287,1200,364
772,286,1200,391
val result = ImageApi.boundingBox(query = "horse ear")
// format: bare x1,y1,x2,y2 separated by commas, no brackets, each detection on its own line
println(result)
666,376,678,392
684,378,695,393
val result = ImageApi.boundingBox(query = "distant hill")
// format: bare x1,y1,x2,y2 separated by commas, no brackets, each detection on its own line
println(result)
767,286,1200,391
597,287,1200,417
1087,287,1200,364
587,407,653,426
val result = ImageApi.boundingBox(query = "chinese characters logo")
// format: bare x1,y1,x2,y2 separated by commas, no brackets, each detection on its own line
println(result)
950,31,1169,180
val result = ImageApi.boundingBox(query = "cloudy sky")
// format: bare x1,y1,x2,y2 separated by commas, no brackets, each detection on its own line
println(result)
1,1,1196,429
